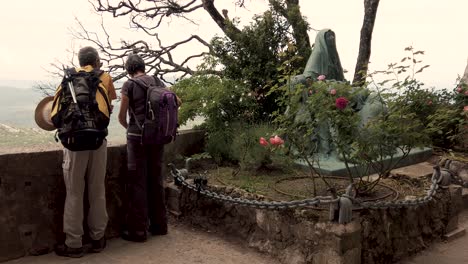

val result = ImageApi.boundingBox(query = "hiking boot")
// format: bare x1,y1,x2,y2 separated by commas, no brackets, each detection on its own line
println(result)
121,230,147,242
54,244,84,258
149,225,167,236
90,236,106,253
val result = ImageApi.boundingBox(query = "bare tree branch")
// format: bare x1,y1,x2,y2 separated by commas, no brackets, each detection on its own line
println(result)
201,0,242,41
90,0,204,18
70,13,217,84
51,0,311,87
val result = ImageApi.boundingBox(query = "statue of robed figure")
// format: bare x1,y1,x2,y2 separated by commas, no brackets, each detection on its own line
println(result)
289,29,384,161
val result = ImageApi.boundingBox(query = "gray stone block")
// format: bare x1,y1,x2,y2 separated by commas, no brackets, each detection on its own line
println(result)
165,183,181,215
443,227,466,242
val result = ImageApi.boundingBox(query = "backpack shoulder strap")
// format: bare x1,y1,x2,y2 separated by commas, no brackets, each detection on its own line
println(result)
127,79,145,131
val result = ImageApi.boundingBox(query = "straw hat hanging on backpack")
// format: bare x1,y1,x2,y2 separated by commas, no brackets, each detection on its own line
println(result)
34,96,55,131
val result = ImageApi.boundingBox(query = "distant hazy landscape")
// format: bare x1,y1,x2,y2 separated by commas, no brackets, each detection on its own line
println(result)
0,81,120,151
0,80,200,153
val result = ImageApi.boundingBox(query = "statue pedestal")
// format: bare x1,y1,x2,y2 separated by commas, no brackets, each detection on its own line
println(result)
295,147,432,177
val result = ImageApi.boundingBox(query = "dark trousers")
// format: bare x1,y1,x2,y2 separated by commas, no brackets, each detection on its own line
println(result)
125,138,167,233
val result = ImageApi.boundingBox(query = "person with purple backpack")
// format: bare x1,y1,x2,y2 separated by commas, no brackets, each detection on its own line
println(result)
118,54,180,242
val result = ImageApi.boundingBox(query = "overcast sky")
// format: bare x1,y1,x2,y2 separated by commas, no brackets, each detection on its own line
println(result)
1,0,467,90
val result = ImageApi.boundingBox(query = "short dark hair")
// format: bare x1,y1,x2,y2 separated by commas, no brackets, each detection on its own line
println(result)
125,54,145,75
78,46,100,67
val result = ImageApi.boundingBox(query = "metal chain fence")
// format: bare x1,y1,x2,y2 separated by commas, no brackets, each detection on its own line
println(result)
168,163,446,223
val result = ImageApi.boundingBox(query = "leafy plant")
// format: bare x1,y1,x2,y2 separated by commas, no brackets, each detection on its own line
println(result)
211,9,306,119
369,46,467,150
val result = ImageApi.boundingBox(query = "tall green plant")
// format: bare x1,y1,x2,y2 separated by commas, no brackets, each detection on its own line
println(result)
173,73,258,162
211,8,306,119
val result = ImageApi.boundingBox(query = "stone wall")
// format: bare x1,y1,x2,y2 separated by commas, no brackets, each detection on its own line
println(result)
172,182,461,264
0,130,204,263
176,184,361,264
358,185,461,264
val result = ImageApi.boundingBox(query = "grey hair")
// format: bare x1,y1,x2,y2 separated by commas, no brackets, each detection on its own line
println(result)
78,46,100,67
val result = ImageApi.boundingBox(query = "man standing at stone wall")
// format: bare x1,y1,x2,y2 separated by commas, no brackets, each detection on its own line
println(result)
50,46,116,257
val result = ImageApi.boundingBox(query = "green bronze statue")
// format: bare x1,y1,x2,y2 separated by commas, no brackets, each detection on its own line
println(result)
290,29,384,161
291,29,345,87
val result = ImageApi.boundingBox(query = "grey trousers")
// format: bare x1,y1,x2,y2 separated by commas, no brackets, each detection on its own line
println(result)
62,141,108,248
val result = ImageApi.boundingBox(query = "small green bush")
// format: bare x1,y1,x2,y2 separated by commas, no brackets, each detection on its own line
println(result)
230,123,290,170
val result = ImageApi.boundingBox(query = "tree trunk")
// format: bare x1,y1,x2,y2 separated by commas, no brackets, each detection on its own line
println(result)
353,0,380,86
284,0,311,63
269,0,311,65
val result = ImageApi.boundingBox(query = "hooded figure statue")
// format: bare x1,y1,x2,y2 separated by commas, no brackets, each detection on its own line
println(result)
291,29,345,88
289,29,384,160
303,29,345,81
289,29,346,157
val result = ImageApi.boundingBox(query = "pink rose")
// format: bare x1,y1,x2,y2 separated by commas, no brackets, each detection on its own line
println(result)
465,90,468,96
259,137,269,146
277,136,285,145
456,86,463,93
330,89,337,95
464,106,468,112
308,89,313,95
269,135,284,146
335,97,349,110
317,75,326,81
427,100,433,106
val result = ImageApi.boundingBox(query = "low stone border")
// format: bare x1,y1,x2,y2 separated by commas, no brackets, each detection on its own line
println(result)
167,179,463,264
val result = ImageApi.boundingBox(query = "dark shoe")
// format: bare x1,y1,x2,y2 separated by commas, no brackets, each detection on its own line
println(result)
121,230,147,242
90,236,106,253
149,225,167,236
54,244,84,258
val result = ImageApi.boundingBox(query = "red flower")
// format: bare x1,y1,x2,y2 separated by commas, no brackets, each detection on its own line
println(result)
335,97,349,110
456,86,463,93
427,100,433,106
259,137,269,146
269,135,284,146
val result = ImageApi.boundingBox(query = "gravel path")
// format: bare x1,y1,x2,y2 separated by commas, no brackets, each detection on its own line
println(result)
4,223,278,264
403,210,468,264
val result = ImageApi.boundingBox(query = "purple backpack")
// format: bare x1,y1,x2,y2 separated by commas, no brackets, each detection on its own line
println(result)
130,79,178,145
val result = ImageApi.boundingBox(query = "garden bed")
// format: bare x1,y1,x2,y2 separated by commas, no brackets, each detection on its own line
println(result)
185,159,431,206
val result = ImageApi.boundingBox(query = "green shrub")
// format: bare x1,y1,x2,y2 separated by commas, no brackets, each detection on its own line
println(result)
230,123,290,170
173,74,260,163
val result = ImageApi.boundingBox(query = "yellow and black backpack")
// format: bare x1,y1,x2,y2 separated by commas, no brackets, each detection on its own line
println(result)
51,68,111,151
